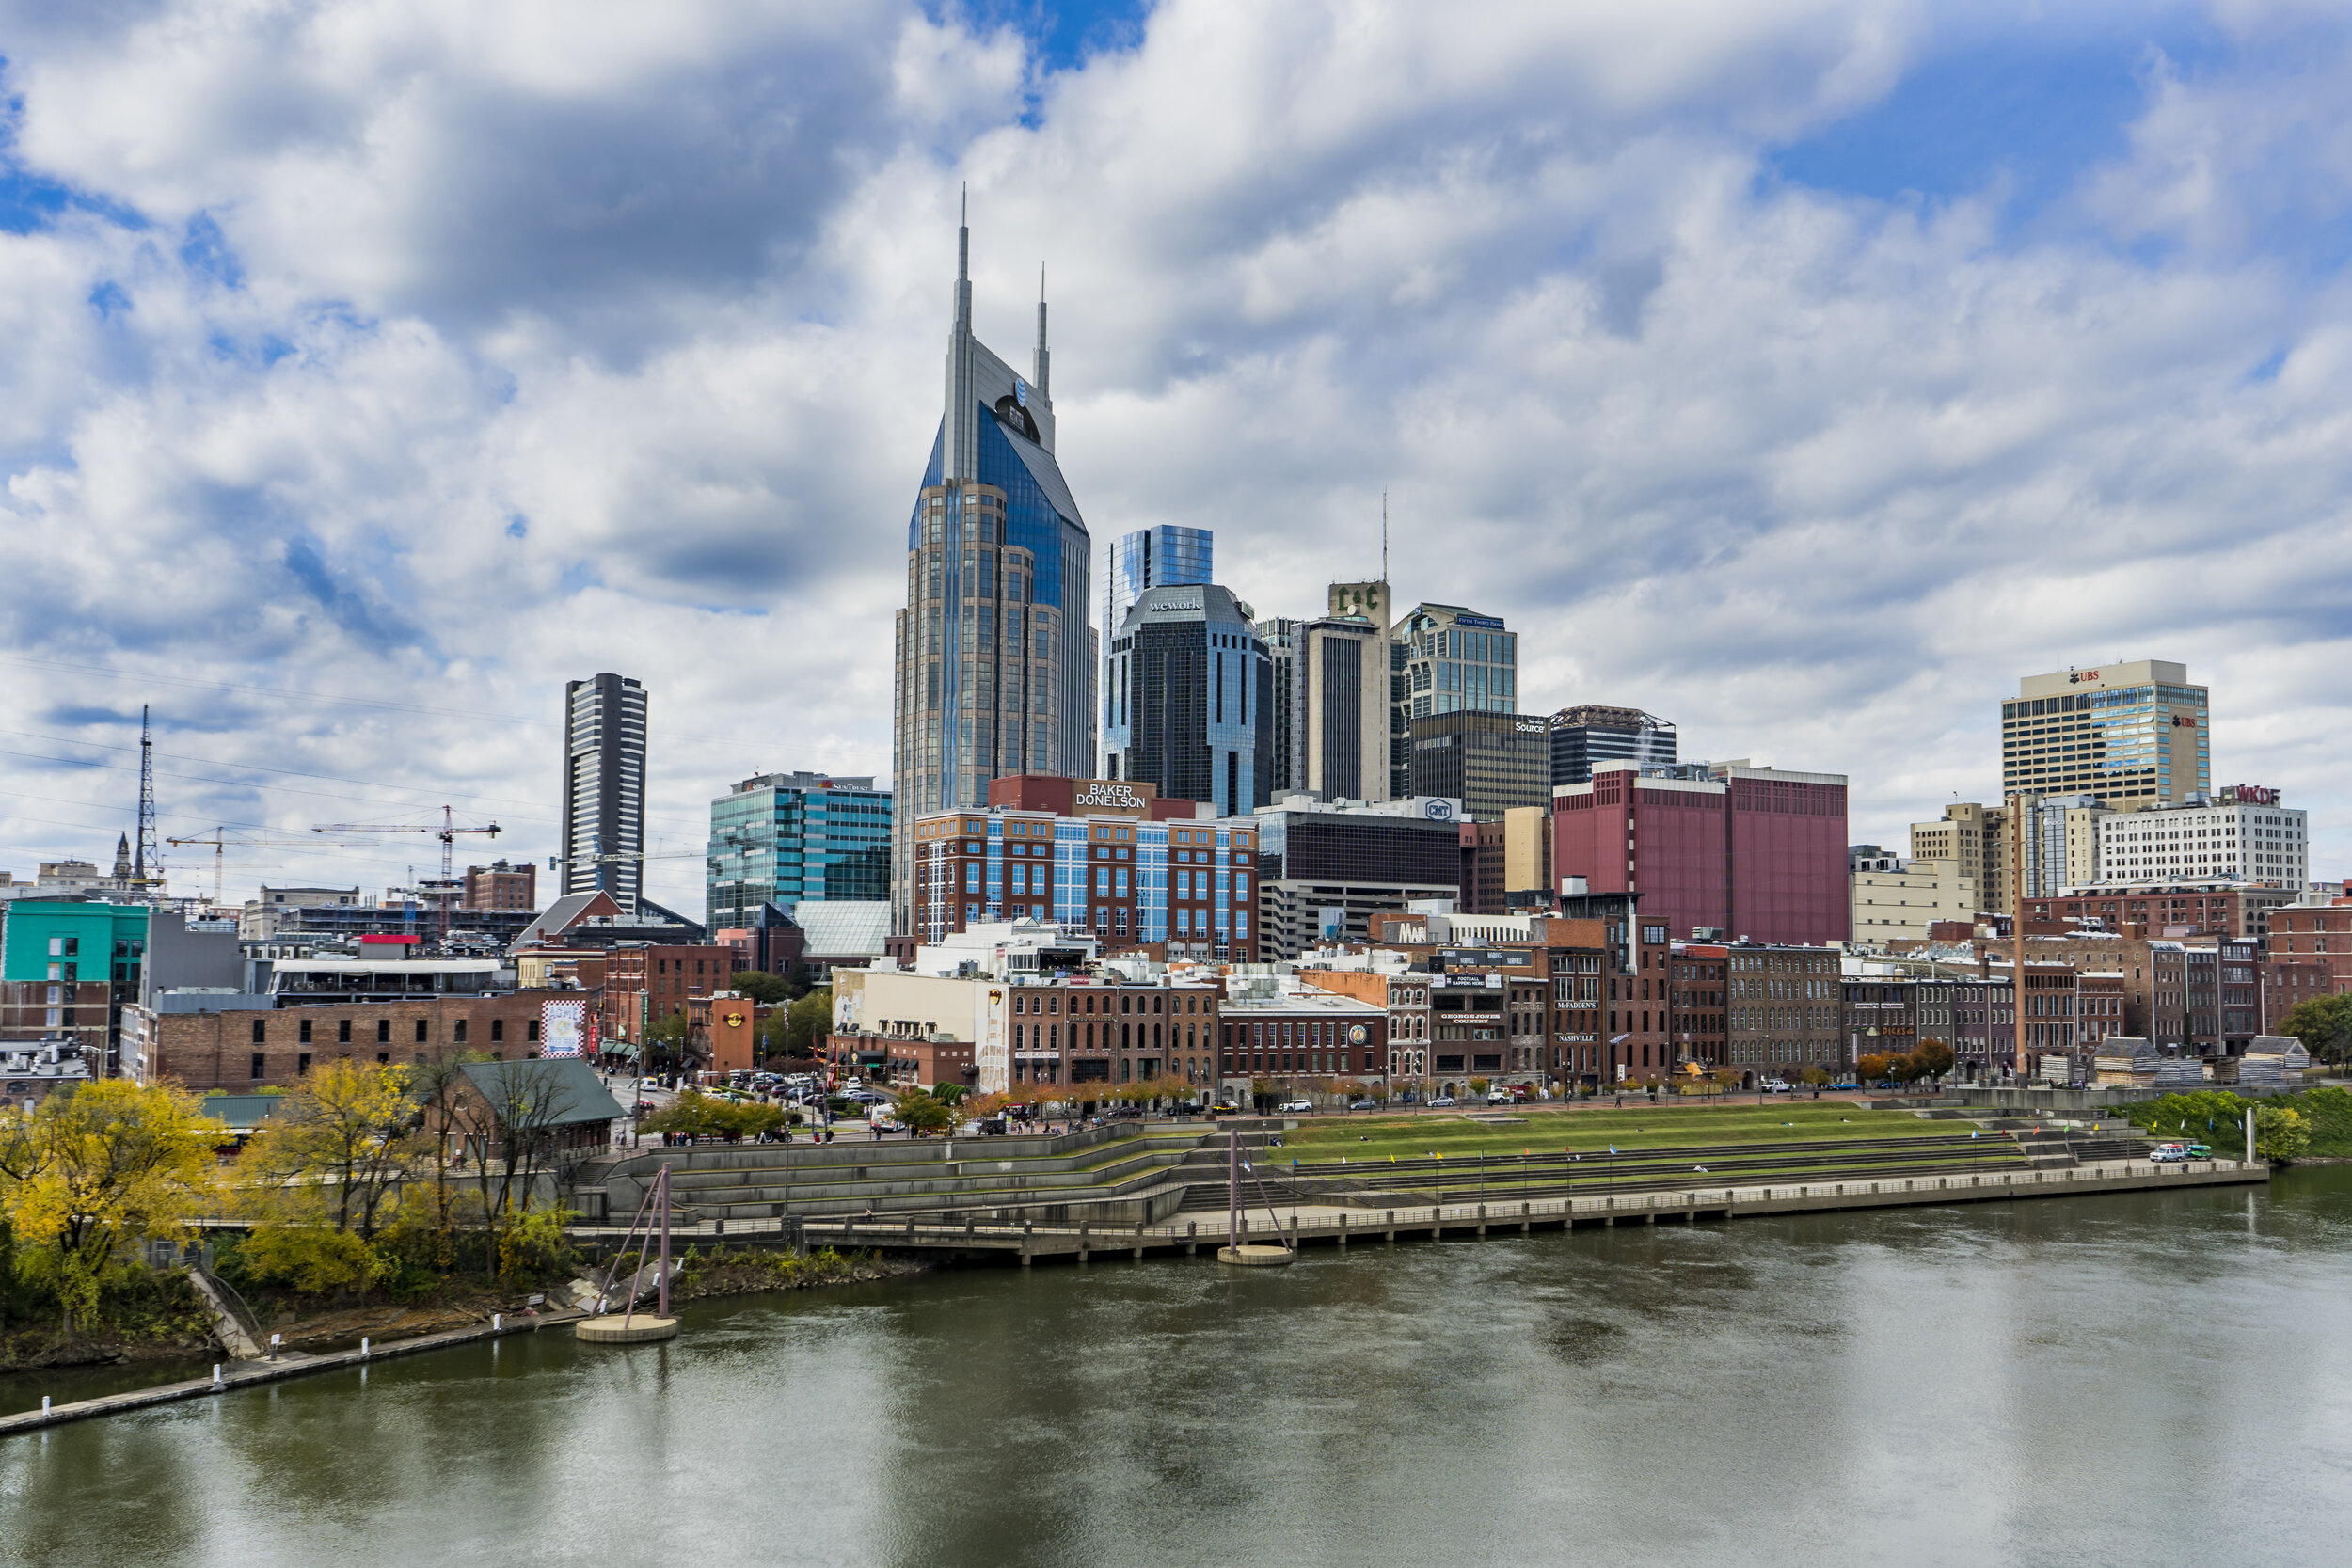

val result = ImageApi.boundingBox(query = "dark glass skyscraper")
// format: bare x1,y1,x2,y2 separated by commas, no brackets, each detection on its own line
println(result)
892,209,1094,930
1104,583,1271,819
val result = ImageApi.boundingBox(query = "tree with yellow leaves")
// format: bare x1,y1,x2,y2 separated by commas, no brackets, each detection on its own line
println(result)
240,1059,420,1240
0,1080,225,1326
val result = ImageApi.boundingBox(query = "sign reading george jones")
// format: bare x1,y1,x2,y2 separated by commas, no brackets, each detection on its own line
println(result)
1072,780,1155,814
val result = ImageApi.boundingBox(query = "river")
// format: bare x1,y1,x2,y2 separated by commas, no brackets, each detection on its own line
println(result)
4,1170,2349,1567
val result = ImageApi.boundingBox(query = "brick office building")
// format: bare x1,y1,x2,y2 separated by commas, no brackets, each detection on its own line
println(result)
1369,903,1670,1088
125,990,589,1092
2021,884,2295,941
1552,761,1851,948
1671,944,1731,1069
1719,943,1843,1074
1216,983,1386,1093
912,775,1260,960
2268,901,2352,996
602,943,739,1044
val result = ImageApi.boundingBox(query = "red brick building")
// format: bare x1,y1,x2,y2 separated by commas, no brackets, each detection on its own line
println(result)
2268,902,2352,996
124,991,590,1092
462,860,537,911
2022,885,2295,941
1552,761,1850,947
602,943,738,1043
912,775,1260,959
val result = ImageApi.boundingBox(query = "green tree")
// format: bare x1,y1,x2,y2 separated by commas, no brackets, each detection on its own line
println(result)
891,1087,954,1133
1914,1039,1956,1082
728,968,794,1006
2255,1103,2311,1163
644,1010,691,1073
2279,994,2352,1065
784,987,834,1057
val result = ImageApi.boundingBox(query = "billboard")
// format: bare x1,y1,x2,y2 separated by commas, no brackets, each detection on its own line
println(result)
541,998,588,1059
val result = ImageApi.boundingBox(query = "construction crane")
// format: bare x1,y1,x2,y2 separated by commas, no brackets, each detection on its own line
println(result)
311,808,501,942
165,828,352,910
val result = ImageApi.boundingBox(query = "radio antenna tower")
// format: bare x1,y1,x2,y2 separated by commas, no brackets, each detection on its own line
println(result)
135,704,162,888
1381,490,1389,583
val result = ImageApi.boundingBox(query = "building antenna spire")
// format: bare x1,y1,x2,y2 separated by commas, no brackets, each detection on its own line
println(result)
1381,490,1389,584
1034,261,1051,399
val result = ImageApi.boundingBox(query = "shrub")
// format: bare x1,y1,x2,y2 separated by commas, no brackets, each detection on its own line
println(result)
237,1224,384,1296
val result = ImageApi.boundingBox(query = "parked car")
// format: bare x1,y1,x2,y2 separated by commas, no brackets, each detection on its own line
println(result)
1211,1101,1239,1115
2151,1142,2190,1163
1427,1095,1459,1109
1486,1089,1511,1104
977,1117,1008,1135
1278,1099,1316,1114
1829,1079,1860,1091
1107,1105,1144,1120
1760,1079,1794,1094
1349,1099,1379,1112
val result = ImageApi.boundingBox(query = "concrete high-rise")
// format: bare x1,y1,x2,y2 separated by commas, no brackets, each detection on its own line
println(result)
892,207,1094,931
2002,659,2208,808
561,673,647,912
1104,584,1272,820
1300,581,1392,802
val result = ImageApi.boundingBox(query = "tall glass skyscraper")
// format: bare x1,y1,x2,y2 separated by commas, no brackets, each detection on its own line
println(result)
1103,526,1212,753
892,208,1094,931
707,772,892,928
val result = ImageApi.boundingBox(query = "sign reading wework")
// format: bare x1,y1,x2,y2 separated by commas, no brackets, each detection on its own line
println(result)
1073,779,1155,814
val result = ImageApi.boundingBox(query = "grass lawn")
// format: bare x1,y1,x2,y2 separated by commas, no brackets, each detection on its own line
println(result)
1269,1101,1979,1164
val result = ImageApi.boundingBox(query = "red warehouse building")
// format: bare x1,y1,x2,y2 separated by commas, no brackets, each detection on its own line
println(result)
1552,761,1850,947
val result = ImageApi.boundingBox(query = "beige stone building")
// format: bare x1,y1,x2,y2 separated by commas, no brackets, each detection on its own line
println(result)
1851,859,1980,944
1911,802,2011,914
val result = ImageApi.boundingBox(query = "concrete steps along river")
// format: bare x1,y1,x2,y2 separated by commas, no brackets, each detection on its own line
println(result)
581,1121,1289,1230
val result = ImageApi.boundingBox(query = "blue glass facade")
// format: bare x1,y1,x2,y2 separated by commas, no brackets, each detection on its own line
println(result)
707,773,892,928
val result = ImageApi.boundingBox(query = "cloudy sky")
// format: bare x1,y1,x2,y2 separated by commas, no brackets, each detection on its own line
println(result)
3,0,2349,916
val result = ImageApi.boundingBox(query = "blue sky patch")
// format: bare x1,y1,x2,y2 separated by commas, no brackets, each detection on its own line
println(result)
1768,14,2227,230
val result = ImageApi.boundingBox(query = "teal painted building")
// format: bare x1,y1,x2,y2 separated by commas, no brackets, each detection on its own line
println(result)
1,899,151,1066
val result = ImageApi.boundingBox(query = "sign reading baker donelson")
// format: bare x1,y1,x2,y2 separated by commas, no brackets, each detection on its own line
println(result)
541,998,589,1059
1073,780,1153,812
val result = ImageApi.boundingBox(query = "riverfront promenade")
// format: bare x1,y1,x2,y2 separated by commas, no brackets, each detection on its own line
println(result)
588,1149,2269,1262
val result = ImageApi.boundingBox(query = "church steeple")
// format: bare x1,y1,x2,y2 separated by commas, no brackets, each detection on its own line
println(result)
113,832,132,879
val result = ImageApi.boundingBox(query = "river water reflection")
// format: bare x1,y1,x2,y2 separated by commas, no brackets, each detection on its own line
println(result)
5,1171,2350,1567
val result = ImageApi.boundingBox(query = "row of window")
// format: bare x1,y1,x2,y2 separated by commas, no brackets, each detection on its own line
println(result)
244,1016,538,1046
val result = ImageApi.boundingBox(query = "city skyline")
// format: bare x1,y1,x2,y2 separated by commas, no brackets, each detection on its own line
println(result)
5,5,2352,911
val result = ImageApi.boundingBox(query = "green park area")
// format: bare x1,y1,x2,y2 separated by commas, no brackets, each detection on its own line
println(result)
1269,1101,1978,1165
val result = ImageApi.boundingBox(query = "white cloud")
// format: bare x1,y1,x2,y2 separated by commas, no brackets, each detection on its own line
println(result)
3,0,2351,913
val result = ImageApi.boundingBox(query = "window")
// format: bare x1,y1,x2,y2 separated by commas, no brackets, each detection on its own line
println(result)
377,1019,391,1043
527,1021,541,1042
415,1019,429,1043
491,1019,505,1042
338,1019,352,1043
376,1052,390,1064
250,1053,266,1080
250,1019,267,1044
300,1019,313,1044
297,1053,312,1075
454,1019,469,1044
